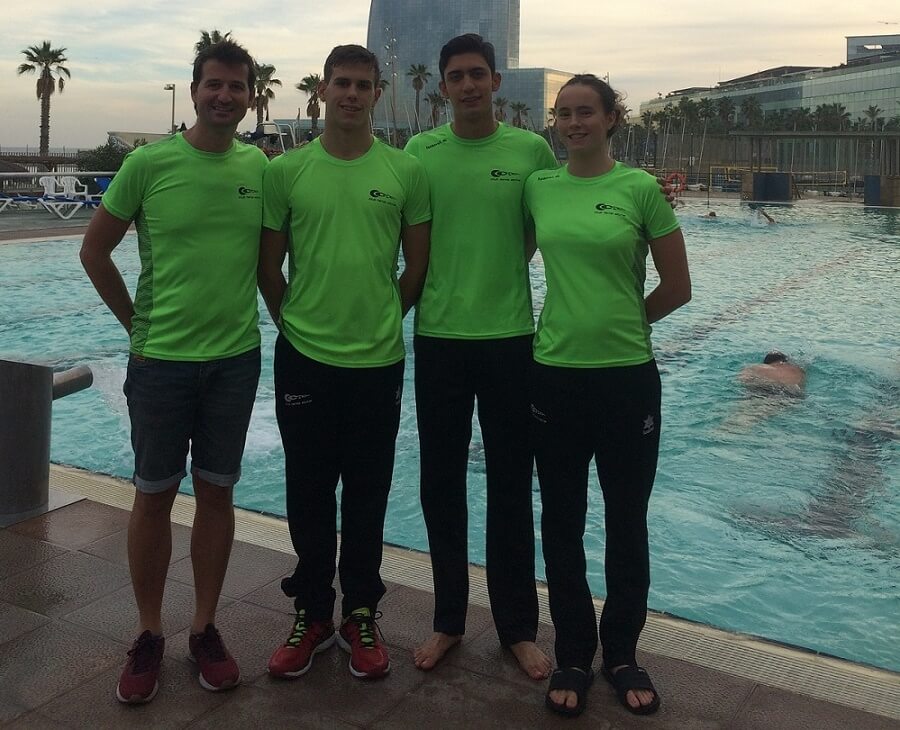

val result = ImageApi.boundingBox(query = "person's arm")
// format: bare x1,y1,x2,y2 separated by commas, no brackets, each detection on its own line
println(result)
258,227,288,326
398,221,430,316
656,176,677,208
79,205,134,332
645,228,691,324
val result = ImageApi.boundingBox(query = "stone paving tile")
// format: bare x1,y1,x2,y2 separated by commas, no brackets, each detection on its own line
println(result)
167,539,296,600
62,579,233,645
376,584,496,654
187,685,361,729
0,530,67,582
251,644,428,727
0,621,123,724
731,684,900,730
0,550,131,618
0,602,49,646
80,522,192,568
236,575,296,615
3,710,74,729
373,662,557,729
38,656,230,729
8,501,130,550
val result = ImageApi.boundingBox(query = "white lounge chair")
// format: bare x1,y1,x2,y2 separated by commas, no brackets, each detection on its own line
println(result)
60,176,102,204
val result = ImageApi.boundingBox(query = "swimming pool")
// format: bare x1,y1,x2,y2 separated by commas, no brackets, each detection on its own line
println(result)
1,200,897,672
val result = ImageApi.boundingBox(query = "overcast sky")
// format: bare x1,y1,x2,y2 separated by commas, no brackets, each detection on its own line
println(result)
2,1,897,148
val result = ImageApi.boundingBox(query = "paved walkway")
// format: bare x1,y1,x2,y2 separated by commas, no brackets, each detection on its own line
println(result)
2,477,898,729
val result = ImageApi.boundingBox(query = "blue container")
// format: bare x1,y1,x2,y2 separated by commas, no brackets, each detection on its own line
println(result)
864,175,881,206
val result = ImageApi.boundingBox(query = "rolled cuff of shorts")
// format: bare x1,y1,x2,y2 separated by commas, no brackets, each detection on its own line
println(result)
133,470,186,494
192,466,241,488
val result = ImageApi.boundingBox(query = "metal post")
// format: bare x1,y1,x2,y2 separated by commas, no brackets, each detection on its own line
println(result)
0,360,93,526
164,84,176,134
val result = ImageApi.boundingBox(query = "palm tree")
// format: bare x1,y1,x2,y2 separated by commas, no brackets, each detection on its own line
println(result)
510,101,530,128
493,97,508,122
864,105,883,131
716,97,735,131
17,41,70,157
406,63,431,131
195,30,232,54
739,96,763,129
251,63,282,126
426,91,445,128
295,73,322,133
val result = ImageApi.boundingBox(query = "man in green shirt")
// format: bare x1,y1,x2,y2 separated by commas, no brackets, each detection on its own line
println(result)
259,45,431,682
404,34,557,680
80,40,267,704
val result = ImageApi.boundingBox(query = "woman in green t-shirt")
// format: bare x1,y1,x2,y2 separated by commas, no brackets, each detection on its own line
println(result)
525,75,691,718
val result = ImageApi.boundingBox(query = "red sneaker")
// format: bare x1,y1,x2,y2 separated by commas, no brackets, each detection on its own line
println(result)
116,630,164,704
337,608,390,679
268,610,336,678
188,624,241,691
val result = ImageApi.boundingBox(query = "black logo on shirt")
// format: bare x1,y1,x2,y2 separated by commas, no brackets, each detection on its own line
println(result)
425,139,448,149
369,189,399,207
595,202,627,217
490,169,521,182
237,185,260,199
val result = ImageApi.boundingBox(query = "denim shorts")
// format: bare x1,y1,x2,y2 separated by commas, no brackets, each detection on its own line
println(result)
123,347,261,493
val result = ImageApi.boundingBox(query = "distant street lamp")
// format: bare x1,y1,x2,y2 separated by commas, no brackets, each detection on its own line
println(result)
163,84,175,134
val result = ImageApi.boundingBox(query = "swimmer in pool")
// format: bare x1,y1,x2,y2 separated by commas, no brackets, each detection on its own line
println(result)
739,351,805,395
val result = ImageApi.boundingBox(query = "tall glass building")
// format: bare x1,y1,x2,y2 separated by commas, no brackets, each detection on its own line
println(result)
639,34,900,126
366,0,568,132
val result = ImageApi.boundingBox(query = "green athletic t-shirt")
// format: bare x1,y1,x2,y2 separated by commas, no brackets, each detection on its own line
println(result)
405,123,557,338
262,138,431,367
102,133,266,361
524,162,681,368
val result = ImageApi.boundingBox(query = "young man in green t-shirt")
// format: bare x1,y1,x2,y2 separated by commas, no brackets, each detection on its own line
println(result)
259,45,431,682
404,34,556,680
80,40,267,704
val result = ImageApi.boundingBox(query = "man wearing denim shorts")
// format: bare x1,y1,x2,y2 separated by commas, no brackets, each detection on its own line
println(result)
80,39,267,704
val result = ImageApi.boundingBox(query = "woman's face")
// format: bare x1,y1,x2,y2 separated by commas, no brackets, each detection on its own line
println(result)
554,84,617,154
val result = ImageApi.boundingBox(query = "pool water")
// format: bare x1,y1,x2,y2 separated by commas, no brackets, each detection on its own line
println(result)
1,200,897,672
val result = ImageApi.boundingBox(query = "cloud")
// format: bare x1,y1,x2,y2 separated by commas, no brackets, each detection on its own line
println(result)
2,0,897,147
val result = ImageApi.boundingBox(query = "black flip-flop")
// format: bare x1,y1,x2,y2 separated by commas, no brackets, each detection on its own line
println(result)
601,664,661,715
545,667,594,717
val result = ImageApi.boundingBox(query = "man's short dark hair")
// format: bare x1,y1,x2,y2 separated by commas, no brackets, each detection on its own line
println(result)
763,351,788,364
439,34,496,78
193,39,256,91
323,45,381,84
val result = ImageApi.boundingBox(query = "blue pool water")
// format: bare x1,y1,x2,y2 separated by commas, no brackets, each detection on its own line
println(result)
1,200,898,671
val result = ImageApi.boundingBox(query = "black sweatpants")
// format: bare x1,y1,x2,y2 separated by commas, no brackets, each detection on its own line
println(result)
274,334,403,621
415,334,538,645
531,359,661,671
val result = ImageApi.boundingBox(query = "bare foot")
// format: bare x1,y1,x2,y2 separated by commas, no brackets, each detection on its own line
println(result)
414,632,461,670
509,641,552,680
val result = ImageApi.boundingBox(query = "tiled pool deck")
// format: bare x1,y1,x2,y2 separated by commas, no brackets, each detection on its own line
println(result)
2,214,899,728
0,465,897,729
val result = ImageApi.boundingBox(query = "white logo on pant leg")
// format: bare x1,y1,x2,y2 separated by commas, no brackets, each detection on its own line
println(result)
395,385,402,405
642,415,655,435
531,404,548,423
284,393,312,405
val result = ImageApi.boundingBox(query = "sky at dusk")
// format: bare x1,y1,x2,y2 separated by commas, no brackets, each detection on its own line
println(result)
2,1,898,148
